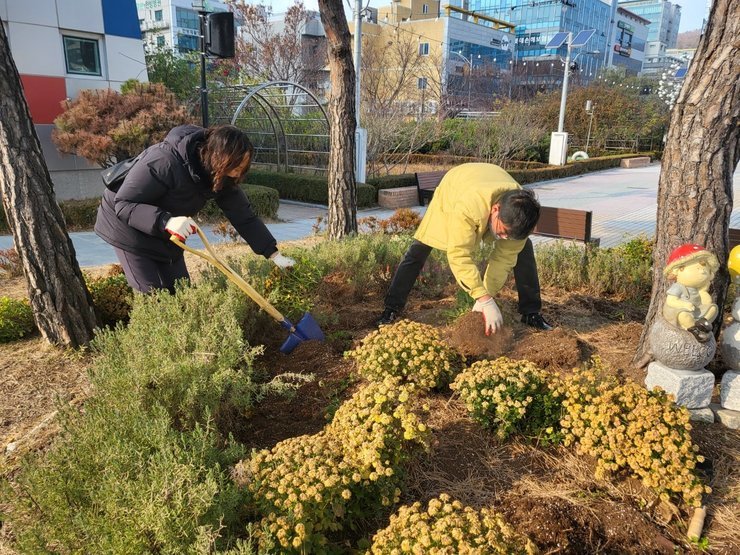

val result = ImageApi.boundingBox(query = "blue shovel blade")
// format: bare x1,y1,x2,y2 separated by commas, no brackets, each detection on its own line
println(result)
280,312,325,354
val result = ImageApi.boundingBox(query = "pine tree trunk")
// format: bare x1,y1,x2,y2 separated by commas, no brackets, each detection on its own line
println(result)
634,0,740,363
318,0,357,239
0,19,98,347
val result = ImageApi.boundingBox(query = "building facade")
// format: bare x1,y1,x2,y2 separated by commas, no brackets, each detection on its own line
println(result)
352,0,516,113
617,0,680,47
136,0,229,54
609,6,649,75
2,0,148,200
462,0,612,85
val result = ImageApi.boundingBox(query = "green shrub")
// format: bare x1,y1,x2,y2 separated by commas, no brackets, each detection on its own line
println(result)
0,296,35,343
7,401,248,554
510,153,654,185
367,173,418,191
368,493,537,554
238,378,429,553
346,319,463,390
535,239,652,301
246,170,377,207
59,198,101,230
451,357,563,443
199,184,280,223
91,282,262,431
86,273,133,327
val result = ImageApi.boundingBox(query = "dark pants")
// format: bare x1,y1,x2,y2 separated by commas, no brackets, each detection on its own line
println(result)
114,247,190,294
384,239,541,315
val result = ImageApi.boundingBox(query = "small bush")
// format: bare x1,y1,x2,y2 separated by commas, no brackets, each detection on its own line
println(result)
0,248,23,277
535,238,653,301
238,378,429,553
359,208,421,234
368,493,537,554
91,282,262,431
559,360,709,507
0,296,35,343
85,273,133,327
346,320,463,390
451,357,563,443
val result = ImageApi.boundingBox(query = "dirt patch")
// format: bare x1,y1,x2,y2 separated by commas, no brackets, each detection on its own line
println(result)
508,327,586,373
445,311,515,359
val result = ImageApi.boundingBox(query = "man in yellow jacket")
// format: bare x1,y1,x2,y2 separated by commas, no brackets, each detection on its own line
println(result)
378,163,552,334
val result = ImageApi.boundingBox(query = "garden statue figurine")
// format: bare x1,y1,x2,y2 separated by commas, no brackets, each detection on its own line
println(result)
662,243,719,343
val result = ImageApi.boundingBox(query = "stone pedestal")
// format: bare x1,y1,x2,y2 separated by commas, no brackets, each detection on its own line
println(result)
720,320,740,369
645,361,714,408
720,370,740,411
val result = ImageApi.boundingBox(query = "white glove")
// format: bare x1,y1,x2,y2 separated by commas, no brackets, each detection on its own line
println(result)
271,252,296,269
165,216,197,242
472,297,503,336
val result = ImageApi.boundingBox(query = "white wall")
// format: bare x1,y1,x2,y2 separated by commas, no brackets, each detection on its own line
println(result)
7,21,66,76
7,0,57,27
56,0,104,34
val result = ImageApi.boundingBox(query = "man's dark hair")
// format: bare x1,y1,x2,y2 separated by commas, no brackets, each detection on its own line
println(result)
497,189,540,240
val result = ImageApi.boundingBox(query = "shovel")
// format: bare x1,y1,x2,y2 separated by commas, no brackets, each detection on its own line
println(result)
170,225,324,354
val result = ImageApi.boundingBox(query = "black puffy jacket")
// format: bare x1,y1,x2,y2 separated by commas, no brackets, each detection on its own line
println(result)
95,125,278,263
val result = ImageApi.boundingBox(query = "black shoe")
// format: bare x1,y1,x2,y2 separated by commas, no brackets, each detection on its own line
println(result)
521,313,553,331
377,308,399,326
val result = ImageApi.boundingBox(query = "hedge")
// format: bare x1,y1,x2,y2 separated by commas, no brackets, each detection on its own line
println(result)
246,170,377,206
0,184,280,234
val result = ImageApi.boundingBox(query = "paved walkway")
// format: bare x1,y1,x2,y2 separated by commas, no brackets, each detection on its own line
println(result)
1,163,739,267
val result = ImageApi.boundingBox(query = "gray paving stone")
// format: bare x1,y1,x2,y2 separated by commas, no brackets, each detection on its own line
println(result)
688,407,714,424
720,370,740,411
709,403,740,430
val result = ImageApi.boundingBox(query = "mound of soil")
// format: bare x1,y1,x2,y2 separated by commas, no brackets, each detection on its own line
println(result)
508,327,586,372
446,311,515,359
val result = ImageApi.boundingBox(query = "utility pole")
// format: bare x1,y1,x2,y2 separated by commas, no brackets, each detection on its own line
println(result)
557,33,572,133
198,8,209,127
353,0,366,183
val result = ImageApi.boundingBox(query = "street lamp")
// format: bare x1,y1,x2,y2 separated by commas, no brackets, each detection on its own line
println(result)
451,51,475,110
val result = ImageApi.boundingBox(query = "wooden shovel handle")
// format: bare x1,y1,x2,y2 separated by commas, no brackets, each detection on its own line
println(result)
169,225,289,326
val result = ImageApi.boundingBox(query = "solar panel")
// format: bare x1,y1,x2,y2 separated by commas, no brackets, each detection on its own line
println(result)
675,67,688,78
571,29,595,47
545,31,569,49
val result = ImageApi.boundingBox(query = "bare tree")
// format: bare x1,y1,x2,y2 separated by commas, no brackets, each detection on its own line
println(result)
229,0,326,88
634,0,740,363
361,30,442,176
317,0,356,239
0,19,97,347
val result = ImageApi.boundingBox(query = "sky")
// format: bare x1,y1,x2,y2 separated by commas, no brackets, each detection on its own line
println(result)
264,0,708,33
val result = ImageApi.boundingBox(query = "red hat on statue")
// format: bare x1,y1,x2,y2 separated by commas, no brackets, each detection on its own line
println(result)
664,244,718,276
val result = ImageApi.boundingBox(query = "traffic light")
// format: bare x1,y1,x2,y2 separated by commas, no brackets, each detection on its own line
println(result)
207,12,234,58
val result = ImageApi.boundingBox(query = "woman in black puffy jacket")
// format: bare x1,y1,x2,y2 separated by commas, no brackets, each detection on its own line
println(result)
95,124,294,293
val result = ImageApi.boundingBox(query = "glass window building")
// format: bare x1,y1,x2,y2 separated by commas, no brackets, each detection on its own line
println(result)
460,0,612,82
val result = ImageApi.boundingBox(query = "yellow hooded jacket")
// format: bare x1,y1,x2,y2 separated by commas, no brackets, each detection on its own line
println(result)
414,163,527,300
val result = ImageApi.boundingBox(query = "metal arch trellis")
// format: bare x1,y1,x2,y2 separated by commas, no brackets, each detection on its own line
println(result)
209,81,330,174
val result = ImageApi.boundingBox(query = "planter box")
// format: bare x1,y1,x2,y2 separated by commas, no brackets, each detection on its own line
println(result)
378,186,418,209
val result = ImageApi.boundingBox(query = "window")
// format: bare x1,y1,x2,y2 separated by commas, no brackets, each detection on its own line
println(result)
177,34,198,53
417,77,427,89
157,35,165,47
422,3,428,14
176,7,199,30
63,35,101,76
154,9,163,21
418,42,429,56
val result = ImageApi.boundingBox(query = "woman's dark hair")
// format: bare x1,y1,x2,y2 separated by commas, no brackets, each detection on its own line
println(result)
198,125,254,192
498,189,540,240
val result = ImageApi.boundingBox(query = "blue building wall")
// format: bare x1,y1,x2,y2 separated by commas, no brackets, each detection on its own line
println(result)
102,0,142,39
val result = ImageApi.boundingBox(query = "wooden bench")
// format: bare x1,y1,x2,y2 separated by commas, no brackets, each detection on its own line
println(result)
415,170,596,245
